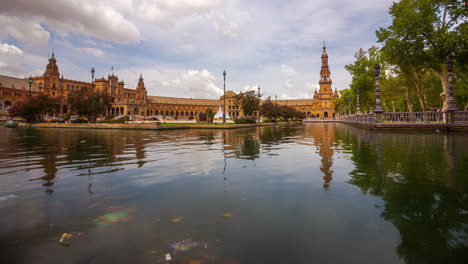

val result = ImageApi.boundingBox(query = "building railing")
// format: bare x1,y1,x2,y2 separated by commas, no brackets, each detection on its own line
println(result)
382,112,444,124
338,111,468,125
454,111,468,124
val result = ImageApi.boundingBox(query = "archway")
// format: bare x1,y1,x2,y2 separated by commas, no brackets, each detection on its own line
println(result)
324,112,328,118
120,107,124,116
4,101,12,110
134,108,139,115
112,107,115,115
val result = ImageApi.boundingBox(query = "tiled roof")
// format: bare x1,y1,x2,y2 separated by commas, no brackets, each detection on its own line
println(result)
275,99,315,106
0,75,40,91
148,96,220,105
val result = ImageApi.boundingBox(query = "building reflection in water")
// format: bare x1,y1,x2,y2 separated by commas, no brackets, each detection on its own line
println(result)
309,123,335,189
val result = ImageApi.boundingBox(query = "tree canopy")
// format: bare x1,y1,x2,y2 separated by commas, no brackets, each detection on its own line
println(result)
67,88,112,122
9,95,59,123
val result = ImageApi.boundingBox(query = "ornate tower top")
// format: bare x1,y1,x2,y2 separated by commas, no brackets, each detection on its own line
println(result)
137,74,145,90
44,49,60,77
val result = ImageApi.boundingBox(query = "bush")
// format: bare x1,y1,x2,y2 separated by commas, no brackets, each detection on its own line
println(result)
71,118,88,123
233,117,256,124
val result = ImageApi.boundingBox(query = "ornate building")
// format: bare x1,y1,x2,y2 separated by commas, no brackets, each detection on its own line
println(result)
1,45,339,120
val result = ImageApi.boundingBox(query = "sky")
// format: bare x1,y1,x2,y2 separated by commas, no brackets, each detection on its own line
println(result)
0,0,393,100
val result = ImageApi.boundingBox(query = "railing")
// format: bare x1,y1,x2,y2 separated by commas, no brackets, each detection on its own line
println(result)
382,112,444,124
340,113,376,123
339,111,468,125
454,111,468,124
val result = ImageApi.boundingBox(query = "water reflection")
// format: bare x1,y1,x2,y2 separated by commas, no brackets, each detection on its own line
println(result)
0,124,467,263
337,126,468,263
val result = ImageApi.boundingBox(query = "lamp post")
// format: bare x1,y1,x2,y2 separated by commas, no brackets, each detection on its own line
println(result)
28,76,33,97
91,67,96,122
374,64,383,122
39,83,42,93
356,87,360,114
223,70,226,123
444,59,457,123
275,94,277,105
257,86,261,122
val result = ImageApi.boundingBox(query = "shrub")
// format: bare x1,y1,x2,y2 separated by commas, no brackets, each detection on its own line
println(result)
233,117,256,124
71,118,88,123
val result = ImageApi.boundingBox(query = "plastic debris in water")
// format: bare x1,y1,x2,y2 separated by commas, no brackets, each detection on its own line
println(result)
92,211,129,225
58,232,83,244
165,254,172,261
170,238,199,253
170,217,183,223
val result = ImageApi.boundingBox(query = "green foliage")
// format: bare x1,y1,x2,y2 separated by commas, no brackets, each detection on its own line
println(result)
259,98,305,120
233,117,256,124
344,46,382,113
233,90,261,117
8,95,59,123
67,88,112,123
376,0,467,110
206,108,216,123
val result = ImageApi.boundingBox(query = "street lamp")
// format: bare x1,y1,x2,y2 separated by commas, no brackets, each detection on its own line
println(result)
374,64,383,122
275,94,277,105
28,76,33,97
257,86,261,122
445,59,457,111
91,67,96,122
223,70,226,123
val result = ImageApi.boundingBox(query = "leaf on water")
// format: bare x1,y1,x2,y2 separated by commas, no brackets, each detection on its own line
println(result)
222,213,233,217
171,217,183,223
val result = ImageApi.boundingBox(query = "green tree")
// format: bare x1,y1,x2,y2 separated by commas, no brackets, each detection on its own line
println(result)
67,88,112,123
234,90,261,118
206,108,216,123
259,98,280,120
376,0,468,110
345,46,383,113
9,95,59,123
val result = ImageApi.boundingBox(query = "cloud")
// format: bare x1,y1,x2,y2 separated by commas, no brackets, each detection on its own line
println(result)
0,43,25,76
162,69,222,99
137,0,222,24
80,47,104,57
280,64,297,77
0,15,50,50
0,0,140,45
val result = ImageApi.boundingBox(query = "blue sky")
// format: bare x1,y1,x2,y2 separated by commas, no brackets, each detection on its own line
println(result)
0,0,392,99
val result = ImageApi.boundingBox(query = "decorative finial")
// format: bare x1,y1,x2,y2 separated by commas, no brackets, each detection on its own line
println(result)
323,41,326,49
52,48,55,58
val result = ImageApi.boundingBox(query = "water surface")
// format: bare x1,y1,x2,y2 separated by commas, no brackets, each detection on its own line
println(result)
0,124,467,263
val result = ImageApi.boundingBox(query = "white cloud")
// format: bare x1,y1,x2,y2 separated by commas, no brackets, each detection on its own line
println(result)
0,0,140,45
163,69,222,99
280,64,297,77
0,43,25,76
80,47,104,57
137,0,222,24
0,15,50,50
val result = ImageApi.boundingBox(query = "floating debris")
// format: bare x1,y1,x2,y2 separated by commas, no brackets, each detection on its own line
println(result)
92,211,129,225
171,217,183,223
170,238,200,253
57,232,84,246
222,213,233,217
87,203,97,208
165,253,172,261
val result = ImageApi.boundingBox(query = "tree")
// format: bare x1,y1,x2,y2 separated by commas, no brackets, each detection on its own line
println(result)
259,98,280,120
206,108,216,123
345,46,383,112
9,95,59,123
233,90,261,118
67,88,112,123
376,0,468,110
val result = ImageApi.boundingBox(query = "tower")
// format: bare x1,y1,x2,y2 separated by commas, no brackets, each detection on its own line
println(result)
313,43,339,118
136,74,147,104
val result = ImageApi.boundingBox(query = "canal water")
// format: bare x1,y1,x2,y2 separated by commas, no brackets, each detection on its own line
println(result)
0,124,466,264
